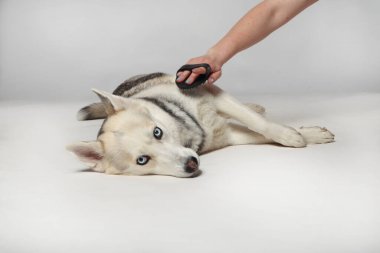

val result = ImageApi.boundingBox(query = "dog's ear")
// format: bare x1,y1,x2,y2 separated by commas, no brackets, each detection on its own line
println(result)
92,89,125,116
66,141,104,165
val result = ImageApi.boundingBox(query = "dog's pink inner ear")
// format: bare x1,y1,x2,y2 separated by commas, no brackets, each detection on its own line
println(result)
81,149,103,160
67,141,103,163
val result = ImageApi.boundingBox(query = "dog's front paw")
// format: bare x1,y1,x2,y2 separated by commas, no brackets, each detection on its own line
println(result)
298,126,335,144
267,124,307,148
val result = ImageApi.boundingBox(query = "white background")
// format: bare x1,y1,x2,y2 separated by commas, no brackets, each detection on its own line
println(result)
1,1,379,253
0,0,379,100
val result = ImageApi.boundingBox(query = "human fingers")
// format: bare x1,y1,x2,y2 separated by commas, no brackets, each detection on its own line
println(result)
178,63,210,85
207,70,222,84
185,72,200,85
191,66,207,74
186,65,209,84
176,70,191,82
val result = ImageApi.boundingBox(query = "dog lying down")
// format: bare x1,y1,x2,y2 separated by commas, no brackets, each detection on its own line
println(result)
67,73,334,178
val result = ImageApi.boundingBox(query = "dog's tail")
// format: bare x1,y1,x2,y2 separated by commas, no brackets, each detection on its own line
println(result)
77,103,106,121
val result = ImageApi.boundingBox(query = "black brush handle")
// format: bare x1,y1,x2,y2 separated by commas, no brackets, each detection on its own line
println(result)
175,63,212,90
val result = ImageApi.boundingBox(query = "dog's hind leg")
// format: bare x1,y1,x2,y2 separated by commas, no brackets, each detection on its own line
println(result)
213,91,306,148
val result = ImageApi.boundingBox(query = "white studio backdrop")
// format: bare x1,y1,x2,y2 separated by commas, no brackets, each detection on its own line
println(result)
0,0,379,101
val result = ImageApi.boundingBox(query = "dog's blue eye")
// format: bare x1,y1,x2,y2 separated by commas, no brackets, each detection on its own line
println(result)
136,155,150,166
153,127,163,140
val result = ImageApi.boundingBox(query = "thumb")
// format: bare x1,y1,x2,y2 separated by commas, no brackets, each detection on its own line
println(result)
208,70,222,84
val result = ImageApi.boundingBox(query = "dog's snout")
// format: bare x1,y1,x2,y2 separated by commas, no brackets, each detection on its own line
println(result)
184,156,199,173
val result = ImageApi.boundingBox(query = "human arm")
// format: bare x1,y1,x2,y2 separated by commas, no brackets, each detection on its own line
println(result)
176,0,318,85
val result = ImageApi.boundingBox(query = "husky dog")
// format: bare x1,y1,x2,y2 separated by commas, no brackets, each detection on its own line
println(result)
67,73,334,177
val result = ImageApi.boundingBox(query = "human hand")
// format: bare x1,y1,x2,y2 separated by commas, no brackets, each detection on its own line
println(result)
176,54,222,85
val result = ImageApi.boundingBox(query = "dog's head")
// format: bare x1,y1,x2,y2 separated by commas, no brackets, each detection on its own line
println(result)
67,90,200,178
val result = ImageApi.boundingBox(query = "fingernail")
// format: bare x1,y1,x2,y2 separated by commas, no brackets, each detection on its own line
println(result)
186,78,192,84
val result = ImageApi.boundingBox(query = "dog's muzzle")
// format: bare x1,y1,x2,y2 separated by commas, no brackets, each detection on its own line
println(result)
184,156,199,174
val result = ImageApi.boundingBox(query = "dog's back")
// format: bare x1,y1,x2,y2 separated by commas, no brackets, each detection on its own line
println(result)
77,72,211,121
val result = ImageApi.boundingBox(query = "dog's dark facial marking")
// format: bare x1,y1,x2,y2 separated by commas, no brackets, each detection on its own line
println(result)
167,99,206,152
97,118,108,137
141,97,186,125
184,140,193,148
140,97,205,152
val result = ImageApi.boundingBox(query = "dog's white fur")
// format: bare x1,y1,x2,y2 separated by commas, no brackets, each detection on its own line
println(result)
67,74,334,177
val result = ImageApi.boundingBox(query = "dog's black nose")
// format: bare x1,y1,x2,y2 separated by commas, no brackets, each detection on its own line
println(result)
184,156,199,173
